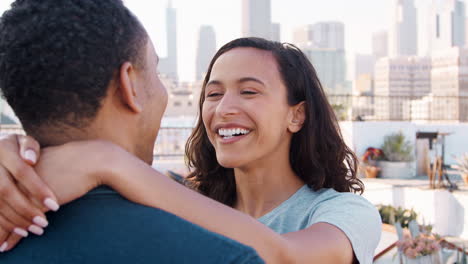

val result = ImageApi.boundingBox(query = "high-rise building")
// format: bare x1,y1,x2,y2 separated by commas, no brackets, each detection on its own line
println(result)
431,47,468,121
303,47,347,94
374,56,431,119
292,25,313,46
293,22,344,50
311,22,345,50
351,54,376,80
389,0,418,57
295,22,347,94
372,31,388,59
270,23,281,42
242,0,271,39
159,1,178,81
427,0,466,53
195,25,216,81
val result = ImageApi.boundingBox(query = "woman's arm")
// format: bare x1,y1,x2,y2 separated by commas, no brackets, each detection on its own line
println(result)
0,139,355,263
100,143,354,264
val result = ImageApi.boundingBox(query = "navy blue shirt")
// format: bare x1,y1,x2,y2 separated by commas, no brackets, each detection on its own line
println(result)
0,187,264,264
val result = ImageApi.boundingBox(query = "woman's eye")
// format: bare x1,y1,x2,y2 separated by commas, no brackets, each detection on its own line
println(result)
207,93,222,97
241,90,257,95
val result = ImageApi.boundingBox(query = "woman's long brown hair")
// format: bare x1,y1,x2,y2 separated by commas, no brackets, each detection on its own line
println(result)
185,37,363,207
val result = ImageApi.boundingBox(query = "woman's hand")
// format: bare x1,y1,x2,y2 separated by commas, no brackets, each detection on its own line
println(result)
34,140,116,205
0,134,58,252
0,137,117,252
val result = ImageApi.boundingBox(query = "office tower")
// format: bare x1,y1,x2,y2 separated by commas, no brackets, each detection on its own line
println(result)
352,54,376,80
296,21,346,94
431,47,468,121
293,25,313,47
428,0,466,53
389,0,418,57
374,56,431,120
270,23,281,42
242,0,271,39
372,31,388,59
195,25,217,81
159,1,178,81
303,47,347,94
311,22,345,50
293,22,344,50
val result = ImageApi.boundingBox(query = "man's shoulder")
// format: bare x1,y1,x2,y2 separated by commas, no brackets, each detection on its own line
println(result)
0,187,264,264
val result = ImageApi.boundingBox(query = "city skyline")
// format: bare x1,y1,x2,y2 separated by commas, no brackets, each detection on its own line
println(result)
0,0,396,82
1,0,467,82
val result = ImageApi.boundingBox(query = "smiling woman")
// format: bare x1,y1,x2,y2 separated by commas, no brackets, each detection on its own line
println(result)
0,38,381,264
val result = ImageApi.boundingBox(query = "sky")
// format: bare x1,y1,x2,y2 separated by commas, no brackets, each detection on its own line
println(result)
0,0,443,82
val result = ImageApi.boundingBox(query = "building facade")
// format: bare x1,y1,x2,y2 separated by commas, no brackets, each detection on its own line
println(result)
195,25,216,81
242,0,271,39
389,0,418,57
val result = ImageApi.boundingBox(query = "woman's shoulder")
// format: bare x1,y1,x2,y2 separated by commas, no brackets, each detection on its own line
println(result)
303,187,381,226
309,187,374,207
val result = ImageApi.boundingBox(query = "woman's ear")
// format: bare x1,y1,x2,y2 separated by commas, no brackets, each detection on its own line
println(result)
118,62,142,113
288,102,306,133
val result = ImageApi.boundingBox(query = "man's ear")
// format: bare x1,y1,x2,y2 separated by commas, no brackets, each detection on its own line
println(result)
118,62,142,113
287,101,306,133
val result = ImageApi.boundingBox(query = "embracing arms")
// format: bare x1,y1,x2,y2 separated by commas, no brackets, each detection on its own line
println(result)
0,135,356,263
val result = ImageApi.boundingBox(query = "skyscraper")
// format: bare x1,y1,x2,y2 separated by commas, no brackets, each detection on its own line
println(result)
427,0,466,53
159,1,178,81
242,0,271,39
293,22,344,50
295,22,347,94
372,31,388,59
389,0,417,57
311,22,345,50
195,25,216,81
270,23,281,42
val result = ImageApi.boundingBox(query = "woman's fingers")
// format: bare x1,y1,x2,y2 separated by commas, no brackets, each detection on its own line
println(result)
0,135,59,211
0,166,48,236
1,233,23,252
0,226,9,252
17,135,41,166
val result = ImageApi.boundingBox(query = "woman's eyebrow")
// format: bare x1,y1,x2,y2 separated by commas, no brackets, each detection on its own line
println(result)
237,77,265,86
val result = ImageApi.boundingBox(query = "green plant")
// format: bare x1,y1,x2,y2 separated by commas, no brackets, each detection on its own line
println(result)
377,204,418,228
381,131,414,162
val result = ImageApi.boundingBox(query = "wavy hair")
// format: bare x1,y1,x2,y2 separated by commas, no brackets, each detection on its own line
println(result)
186,37,363,206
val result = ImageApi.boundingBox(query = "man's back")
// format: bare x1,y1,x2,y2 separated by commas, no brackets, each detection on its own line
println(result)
0,187,264,264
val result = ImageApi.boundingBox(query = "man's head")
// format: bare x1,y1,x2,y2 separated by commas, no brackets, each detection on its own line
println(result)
0,0,167,163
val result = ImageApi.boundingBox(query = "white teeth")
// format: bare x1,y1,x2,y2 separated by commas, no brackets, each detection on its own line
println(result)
218,128,251,137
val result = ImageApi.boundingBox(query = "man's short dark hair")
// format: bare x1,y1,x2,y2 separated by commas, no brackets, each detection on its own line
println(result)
0,0,147,135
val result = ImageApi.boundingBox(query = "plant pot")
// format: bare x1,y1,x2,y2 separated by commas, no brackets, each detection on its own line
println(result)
364,165,380,178
404,252,442,264
378,161,416,179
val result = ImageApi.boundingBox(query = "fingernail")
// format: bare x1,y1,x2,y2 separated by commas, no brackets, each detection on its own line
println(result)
24,149,37,164
33,216,48,228
28,225,44,236
13,227,28,237
0,242,7,252
43,198,59,212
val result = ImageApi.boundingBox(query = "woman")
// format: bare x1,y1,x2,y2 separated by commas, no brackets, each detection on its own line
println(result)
0,38,381,263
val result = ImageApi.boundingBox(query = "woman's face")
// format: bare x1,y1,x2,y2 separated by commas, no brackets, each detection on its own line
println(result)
202,47,297,169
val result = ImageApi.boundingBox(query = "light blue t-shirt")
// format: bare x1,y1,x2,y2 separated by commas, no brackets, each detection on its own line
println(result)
258,185,381,264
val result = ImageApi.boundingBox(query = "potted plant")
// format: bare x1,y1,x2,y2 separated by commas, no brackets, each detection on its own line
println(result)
397,232,442,264
361,147,383,178
453,153,468,185
377,204,418,228
378,131,416,179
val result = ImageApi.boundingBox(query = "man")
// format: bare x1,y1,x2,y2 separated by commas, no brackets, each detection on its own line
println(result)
0,0,263,263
